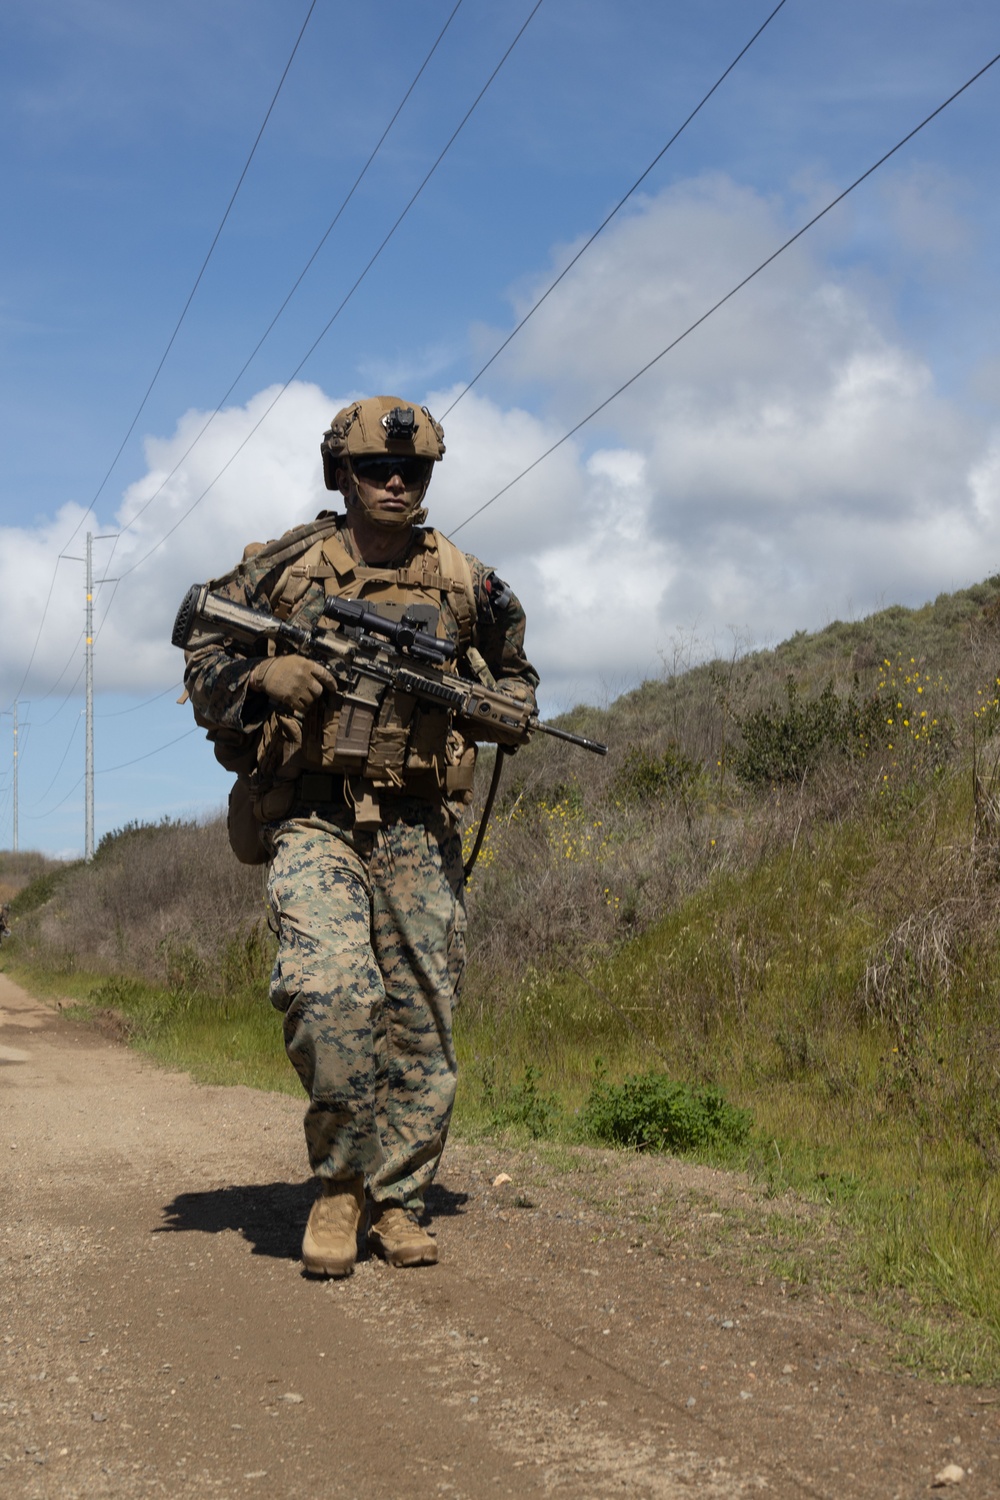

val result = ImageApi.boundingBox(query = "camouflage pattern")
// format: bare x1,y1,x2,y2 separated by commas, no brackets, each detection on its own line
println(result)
264,797,466,1205
184,514,537,746
184,510,536,1209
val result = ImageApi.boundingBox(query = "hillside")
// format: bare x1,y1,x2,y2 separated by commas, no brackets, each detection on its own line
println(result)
6,573,1000,1374
0,850,63,907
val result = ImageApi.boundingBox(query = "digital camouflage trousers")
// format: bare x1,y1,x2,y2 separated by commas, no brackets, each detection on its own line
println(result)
264,800,467,1207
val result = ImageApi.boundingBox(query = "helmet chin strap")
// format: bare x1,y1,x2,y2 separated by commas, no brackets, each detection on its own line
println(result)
343,461,430,530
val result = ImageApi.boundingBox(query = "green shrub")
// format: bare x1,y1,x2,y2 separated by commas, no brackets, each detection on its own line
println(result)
728,673,937,788
581,1068,752,1154
733,677,848,786
8,863,82,918
613,741,702,804
483,1063,561,1139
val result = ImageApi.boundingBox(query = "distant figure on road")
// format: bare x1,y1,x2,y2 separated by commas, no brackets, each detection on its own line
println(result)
183,396,538,1278
0,904,10,945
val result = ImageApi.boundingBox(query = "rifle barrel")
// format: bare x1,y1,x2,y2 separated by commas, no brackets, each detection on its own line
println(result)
534,721,608,755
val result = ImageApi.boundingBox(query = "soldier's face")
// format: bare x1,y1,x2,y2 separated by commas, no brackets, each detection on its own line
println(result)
337,460,430,530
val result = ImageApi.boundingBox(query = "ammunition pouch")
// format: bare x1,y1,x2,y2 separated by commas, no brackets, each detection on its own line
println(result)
229,522,489,837
227,775,269,865
269,526,480,804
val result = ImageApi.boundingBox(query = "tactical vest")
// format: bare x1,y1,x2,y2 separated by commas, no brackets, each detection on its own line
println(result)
256,524,480,806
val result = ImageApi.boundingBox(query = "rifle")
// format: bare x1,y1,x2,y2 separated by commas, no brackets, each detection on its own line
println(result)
172,584,608,756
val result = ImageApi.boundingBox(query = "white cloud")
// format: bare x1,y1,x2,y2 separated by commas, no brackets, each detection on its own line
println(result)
0,382,334,704
472,173,1000,657
4,172,1000,720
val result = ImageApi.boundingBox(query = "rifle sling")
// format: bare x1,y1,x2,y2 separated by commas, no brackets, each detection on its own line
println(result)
463,747,508,884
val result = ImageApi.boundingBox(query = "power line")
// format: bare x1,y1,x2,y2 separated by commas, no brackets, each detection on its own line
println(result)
442,0,791,419
24,664,177,742
7,564,69,715
6,0,779,757
4,0,318,715
25,567,120,720
72,0,321,539
16,1,545,837
29,637,85,719
22,774,83,822
28,578,124,734
98,684,184,719
83,3,468,719
22,727,200,823
28,714,82,809
112,0,546,583
98,728,199,775
111,0,467,551
450,46,1000,538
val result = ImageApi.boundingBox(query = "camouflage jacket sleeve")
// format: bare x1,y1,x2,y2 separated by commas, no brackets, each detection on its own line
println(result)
467,554,539,711
182,548,287,740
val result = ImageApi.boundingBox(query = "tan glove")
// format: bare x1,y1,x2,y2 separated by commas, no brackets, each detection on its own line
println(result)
250,656,335,712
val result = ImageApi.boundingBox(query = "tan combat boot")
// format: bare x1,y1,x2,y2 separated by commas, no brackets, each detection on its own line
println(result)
368,1202,439,1267
301,1174,366,1277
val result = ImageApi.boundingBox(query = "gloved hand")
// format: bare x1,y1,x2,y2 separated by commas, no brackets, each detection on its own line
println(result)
494,679,537,714
250,656,335,712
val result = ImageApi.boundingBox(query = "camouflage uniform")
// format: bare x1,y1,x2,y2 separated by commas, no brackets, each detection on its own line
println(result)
184,514,537,1209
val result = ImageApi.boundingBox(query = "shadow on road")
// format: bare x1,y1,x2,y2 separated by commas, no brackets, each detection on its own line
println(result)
157,1180,470,1260
157,1181,312,1258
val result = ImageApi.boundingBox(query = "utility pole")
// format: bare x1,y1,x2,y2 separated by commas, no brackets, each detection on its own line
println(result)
63,531,116,862
85,531,94,862
12,702,17,854
1,705,17,852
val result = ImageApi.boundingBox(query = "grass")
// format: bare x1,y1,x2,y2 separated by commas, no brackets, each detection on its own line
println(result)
450,758,1000,1377
6,963,297,1096
7,572,1000,1380
8,942,1000,1378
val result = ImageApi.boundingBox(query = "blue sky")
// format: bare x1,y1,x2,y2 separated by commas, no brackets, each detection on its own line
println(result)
2,0,999,855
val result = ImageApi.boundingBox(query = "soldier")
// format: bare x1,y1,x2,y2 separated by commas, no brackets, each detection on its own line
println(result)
0,904,9,945
184,397,538,1276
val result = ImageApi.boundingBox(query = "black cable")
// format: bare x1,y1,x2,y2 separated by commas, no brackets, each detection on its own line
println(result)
97,684,184,718
98,728,199,775
6,563,67,714
28,578,121,728
441,0,791,419
22,774,84,821
23,726,200,823
17,0,542,835
71,0,321,539
5,0,318,715
91,0,464,688
28,714,83,808
24,676,186,816
29,640,85,720
111,0,467,550
114,0,547,582
450,47,1000,539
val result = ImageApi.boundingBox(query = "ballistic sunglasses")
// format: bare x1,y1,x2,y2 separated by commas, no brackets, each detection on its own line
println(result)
352,456,432,487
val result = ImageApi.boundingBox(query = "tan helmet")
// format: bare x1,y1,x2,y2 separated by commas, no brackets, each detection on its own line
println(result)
321,396,445,490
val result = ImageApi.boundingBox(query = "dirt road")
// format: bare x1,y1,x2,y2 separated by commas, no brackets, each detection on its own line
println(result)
1,971,998,1498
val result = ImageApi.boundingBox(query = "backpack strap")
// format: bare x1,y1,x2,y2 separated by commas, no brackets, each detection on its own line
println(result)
428,529,478,649
245,512,343,574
